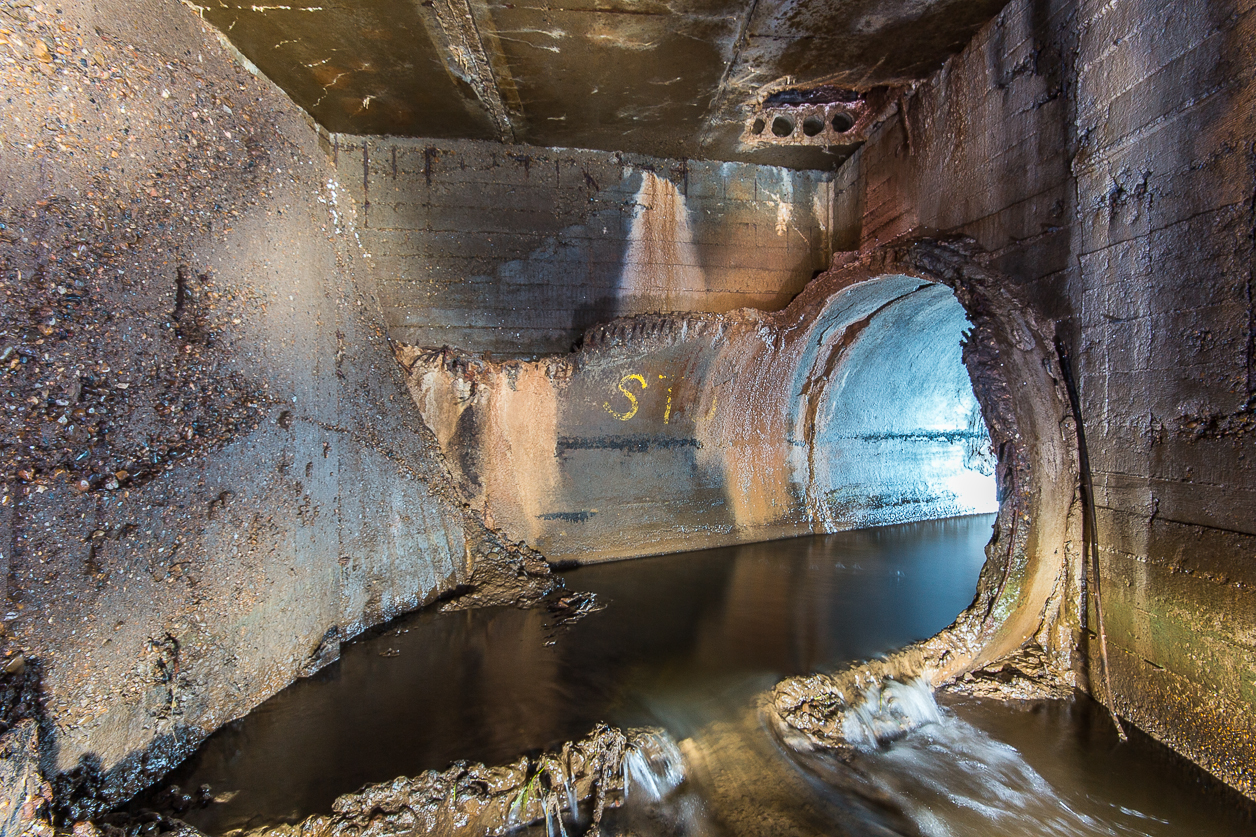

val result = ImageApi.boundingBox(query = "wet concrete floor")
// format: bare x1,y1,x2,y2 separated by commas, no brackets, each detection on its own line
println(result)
155,514,1253,836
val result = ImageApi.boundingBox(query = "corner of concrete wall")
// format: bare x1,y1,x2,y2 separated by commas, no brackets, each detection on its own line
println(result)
832,0,1256,800
0,0,492,806
328,136,836,355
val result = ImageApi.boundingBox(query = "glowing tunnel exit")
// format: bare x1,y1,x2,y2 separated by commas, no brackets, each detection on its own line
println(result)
401,259,1003,565
793,276,999,531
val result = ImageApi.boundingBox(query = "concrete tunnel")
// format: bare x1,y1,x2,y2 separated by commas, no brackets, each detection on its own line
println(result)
401,270,1002,563
0,0,1253,831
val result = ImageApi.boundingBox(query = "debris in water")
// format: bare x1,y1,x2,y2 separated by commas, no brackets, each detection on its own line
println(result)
941,643,1074,701
228,724,684,837
438,537,559,612
546,591,606,629
542,590,607,644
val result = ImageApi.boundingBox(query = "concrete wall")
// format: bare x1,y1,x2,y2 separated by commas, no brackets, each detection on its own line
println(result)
0,0,543,810
330,136,834,355
829,0,1255,798
399,266,1001,564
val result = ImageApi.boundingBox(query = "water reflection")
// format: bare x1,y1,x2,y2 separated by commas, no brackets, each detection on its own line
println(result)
161,514,1253,837
171,516,992,833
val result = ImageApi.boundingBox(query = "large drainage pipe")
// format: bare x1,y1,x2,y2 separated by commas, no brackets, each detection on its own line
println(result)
401,235,1085,701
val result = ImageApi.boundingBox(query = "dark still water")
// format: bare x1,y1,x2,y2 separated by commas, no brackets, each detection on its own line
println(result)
163,514,1253,837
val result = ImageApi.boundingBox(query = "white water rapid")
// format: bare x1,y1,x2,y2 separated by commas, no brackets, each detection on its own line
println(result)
818,679,1172,837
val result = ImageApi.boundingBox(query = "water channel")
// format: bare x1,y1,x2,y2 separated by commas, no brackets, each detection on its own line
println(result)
156,515,1253,837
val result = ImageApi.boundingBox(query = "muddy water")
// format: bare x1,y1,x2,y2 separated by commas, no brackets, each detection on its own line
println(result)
163,514,1252,836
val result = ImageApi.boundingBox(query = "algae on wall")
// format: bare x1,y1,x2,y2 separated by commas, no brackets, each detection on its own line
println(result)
825,0,1256,799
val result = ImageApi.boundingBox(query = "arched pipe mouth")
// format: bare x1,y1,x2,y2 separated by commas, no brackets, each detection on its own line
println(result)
760,236,1084,750
399,235,1084,732
781,275,998,532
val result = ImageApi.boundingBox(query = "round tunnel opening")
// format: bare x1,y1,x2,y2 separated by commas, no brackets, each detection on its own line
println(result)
831,111,855,133
405,268,1005,566
796,275,999,532
802,115,825,137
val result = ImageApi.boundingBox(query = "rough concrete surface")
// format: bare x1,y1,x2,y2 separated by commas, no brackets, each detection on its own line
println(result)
330,135,835,356
827,0,1255,799
0,0,551,818
188,0,1010,168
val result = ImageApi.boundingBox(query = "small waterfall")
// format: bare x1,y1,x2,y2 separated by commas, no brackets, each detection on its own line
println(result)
790,679,1160,837
618,171,706,314
856,714,1150,836
561,768,578,820
622,729,686,802
839,676,943,749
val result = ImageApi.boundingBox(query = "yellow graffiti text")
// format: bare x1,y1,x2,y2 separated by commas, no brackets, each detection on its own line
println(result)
604,373,648,421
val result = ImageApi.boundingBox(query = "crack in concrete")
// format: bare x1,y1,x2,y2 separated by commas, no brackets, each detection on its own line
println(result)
429,0,516,143
699,0,762,148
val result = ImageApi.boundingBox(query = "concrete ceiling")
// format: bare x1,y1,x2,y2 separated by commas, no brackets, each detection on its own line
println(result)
198,0,1007,169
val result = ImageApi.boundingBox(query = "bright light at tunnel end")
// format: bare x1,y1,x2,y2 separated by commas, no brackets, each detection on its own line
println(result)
947,468,999,514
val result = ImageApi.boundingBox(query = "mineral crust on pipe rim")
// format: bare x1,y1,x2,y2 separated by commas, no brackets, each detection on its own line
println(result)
765,644,1077,756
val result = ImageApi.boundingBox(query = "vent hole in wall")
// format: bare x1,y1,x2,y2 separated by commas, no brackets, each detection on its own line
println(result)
751,117,766,135
832,111,855,133
802,115,825,137
771,116,794,137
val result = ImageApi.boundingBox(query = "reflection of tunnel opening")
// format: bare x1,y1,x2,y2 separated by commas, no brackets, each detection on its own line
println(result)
793,275,998,531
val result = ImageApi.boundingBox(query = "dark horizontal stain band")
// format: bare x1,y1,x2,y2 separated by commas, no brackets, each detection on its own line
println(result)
537,511,598,522
556,435,703,458
829,430,989,444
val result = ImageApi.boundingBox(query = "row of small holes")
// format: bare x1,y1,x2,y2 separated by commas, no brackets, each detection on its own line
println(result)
751,111,856,138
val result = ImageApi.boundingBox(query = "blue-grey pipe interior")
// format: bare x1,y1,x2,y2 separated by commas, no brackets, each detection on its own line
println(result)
809,278,997,529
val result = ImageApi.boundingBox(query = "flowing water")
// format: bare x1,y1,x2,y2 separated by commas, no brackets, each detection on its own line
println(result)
157,515,1253,836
